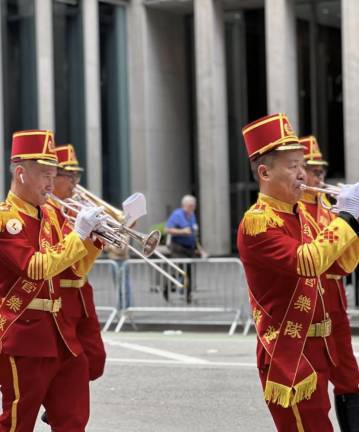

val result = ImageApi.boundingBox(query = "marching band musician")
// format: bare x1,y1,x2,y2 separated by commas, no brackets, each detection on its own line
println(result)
237,113,359,431
49,144,106,381
0,130,103,431
299,135,359,431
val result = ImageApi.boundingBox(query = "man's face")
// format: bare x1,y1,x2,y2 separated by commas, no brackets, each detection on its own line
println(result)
182,201,196,214
53,169,81,200
259,150,307,205
305,165,326,188
20,162,57,206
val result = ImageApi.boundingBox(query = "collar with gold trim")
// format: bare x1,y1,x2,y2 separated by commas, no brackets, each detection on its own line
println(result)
258,193,296,214
300,191,317,204
7,191,40,219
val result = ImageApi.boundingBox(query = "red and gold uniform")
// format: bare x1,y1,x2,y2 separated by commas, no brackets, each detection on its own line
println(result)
50,143,106,381
0,131,97,431
237,115,359,431
300,136,359,422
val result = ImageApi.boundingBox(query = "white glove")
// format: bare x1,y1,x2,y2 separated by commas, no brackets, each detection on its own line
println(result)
74,207,105,240
337,183,359,219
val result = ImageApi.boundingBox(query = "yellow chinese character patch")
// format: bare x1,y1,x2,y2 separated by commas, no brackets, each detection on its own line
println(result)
294,295,311,313
284,321,303,339
0,314,7,331
6,295,23,312
264,326,279,344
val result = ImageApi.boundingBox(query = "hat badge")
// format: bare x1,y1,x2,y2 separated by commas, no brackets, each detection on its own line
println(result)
284,122,294,136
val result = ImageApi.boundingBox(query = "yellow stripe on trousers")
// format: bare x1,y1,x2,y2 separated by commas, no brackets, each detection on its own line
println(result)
292,403,305,432
9,357,20,432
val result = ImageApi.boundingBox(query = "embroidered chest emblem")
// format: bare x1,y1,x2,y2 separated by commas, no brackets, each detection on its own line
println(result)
6,218,22,235
318,226,339,244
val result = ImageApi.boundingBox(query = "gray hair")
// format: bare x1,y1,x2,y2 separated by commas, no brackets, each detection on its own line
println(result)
181,194,196,206
9,160,35,177
250,151,277,183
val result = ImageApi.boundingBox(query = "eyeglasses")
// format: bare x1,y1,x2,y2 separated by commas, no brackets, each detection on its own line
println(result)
57,172,81,182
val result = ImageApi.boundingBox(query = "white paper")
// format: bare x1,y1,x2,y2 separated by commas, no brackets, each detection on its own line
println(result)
122,192,147,225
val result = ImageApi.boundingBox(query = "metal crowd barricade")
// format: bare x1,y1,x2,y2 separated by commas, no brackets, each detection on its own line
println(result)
114,257,251,335
88,259,121,331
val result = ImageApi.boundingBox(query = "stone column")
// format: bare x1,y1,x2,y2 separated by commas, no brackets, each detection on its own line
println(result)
83,0,102,195
194,0,231,255
128,1,192,228
265,0,299,130
34,0,55,130
342,0,359,183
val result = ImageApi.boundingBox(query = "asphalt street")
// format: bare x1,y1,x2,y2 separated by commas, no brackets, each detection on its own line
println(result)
34,332,359,431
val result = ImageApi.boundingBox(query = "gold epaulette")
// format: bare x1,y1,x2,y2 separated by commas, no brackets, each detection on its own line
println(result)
0,201,24,232
242,202,284,236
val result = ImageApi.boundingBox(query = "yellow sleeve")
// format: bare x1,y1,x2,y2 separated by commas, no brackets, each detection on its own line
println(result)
27,231,88,280
336,238,359,273
297,217,358,277
72,238,103,277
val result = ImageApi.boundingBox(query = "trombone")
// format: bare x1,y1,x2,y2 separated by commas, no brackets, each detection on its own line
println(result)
73,185,187,278
48,193,185,288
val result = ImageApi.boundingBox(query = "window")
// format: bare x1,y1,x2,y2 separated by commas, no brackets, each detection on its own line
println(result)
99,2,129,207
2,0,37,184
296,0,343,178
53,0,86,177
225,9,266,250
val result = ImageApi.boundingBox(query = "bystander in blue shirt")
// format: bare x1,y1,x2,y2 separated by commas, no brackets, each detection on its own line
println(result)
166,208,197,249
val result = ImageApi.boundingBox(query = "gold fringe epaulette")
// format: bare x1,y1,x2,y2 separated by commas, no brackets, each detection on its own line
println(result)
264,372,317,408
0,202,24,232
242,202,284,236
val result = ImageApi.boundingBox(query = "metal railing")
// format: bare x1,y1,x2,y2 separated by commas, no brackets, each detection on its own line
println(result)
89,257,251,335
88,259,121,331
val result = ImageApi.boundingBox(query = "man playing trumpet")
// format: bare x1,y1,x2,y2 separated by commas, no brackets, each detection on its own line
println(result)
40,144,107,426
237,113,359,431
300,135,359,431
0,130,103,431
51,144,106,382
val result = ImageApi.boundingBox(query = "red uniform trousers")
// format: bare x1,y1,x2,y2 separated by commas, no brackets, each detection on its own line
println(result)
0,337,89,432
258,337,334,432
329,308,359,395
77,283,106,380
60,280,106,382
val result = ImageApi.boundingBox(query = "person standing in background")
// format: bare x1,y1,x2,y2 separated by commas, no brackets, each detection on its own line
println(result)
165,195,207,303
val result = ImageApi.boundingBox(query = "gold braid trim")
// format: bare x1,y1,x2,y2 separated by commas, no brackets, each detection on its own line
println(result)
264,372,317,408
0,203,24,232
242,203,284,236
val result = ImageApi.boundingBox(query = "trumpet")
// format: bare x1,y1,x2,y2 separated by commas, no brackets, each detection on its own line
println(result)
300,183,341,213
48,192,185,288
73,185,186,278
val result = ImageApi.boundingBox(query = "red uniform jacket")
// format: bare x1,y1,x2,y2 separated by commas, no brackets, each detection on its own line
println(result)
0,192,91,357
237,193,359,406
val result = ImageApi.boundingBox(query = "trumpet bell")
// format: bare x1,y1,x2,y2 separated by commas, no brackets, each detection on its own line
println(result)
142,230,161,257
